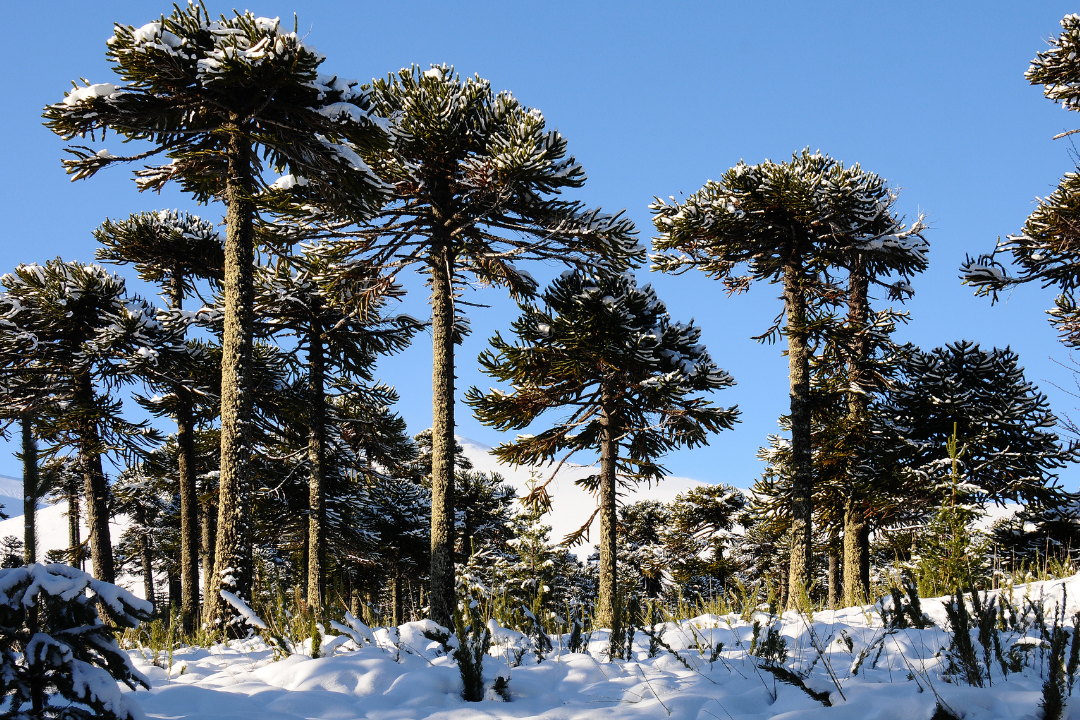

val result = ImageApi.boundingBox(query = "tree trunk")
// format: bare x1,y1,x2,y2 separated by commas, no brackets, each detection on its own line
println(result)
428,240,457,627
205,123,256,631
136,505,156,612
842,257,871,606
306,319,326,613
785,263,813,606
74,371,114,583
828,536,841,609
170,271,201,633
21,415,38,565
596,383,620,632
392,555,403,628
67,482,81,569
843,497,870,606
201,497,216,604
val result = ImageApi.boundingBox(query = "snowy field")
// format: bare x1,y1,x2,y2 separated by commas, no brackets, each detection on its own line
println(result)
119,576,1080,720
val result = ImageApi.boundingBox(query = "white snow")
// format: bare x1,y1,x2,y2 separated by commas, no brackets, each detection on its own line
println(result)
112,575,1080,720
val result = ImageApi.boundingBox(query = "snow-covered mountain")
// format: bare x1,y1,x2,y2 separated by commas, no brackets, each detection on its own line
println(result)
0,474,22,518
457,435,716,557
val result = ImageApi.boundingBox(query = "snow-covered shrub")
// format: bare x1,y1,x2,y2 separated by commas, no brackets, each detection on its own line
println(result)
453,593,491,702
0,563,151,719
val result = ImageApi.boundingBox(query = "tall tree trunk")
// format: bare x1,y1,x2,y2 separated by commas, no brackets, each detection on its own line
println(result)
170,271,201,633
136,505,156,612
843,257,871,606
75,371,114,583
67,481,81,569
205,123,256,631
201,497,216,604
785,263,813,606
827,534,841,609
596,384,620,632
843,497,869,607
428,240,457,627
21,415,38,565
306,319,326,613
392,555,403,627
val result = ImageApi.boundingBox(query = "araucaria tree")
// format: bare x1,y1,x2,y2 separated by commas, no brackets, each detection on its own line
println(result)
343,65,640,626
94,209,223,631
43,5,389,628
651,149,928,601
962,13,1080,346
466,270,739,633
254,246,419,612
0,261,179,584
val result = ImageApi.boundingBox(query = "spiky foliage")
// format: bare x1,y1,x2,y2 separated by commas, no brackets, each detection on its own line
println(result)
664,485,746,596
331,64,641,626
652,148,927,602
254,245,419,611
0,260,181,583
467,269,738,630
43,4,390,629
0,563,152,719
962,14,1080,346
881,341,1076,508
95,209,223,630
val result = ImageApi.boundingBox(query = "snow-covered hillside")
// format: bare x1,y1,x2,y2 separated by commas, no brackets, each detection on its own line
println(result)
459,436,715,557
0,474,23,518
119,575,1080,720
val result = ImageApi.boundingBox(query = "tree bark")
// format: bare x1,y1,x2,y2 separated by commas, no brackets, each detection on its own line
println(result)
201,497,216,604
170,271,201,633
67,482,81,569
306,318,326,612
74,371,114,583
843,257,872,606
136,505,156,612
827,537,841,609
21,415,37,565
596,383,620,632
428,240,457,628
205,122,256,632
785,262,813,606
843,497,870,607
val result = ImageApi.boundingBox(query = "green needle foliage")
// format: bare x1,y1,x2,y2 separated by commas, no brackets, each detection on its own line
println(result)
651,148,928,602
43,3,390,631
467,269,738,632
338,64,641,626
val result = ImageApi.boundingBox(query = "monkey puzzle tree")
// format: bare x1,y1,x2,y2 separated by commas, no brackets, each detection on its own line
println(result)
43,5,390,627
962,14,1080,346
94,209,223,630
651,149,928,601
339,65,640,625
253,246,419,611
0,260,180,584
466,270,738,632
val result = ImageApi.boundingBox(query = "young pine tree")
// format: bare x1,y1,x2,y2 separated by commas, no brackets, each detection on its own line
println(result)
652,150,928,602
44,5,390,629
467,270,738,632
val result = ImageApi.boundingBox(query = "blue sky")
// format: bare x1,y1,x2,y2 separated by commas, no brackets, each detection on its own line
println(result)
1,1,1079,491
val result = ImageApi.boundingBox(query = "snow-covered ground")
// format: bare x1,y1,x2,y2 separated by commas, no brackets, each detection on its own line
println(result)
120,575,1080,720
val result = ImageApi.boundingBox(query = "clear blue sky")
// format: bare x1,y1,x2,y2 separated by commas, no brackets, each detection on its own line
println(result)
1,1,1079,492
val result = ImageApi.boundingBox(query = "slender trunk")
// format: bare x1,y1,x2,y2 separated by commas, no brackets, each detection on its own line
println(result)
67,482,81,569
201,498,216,604
428,240,457,627
827,536,841,609
75,371,114,583
842,257,871,606
170,272,201,633
785,262,813,606
596,383,619,632
843,498,869,607
205,123,256,631
392,555,403,627
306,318,326,613
136,505,156,612
21,415,38,565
